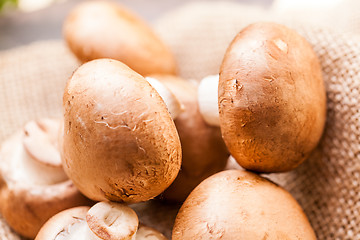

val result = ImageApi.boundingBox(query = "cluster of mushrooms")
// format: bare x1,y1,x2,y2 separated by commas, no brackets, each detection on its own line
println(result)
0,1,327,239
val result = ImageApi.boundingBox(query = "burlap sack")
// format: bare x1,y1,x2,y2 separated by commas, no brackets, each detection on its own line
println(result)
0,1,359,240
272,0,360,36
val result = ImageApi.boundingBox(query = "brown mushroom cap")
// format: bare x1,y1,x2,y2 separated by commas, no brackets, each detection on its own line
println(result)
219,22,326,172
63,0,176,76
62,59,181,203
172,170,316,239
0,119,90,238
148,75,228,202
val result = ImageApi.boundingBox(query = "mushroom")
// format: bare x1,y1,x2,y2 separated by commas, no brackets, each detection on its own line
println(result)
198,22,326,172
34,206,92,240
146,75,228,202
62,59,182,204
0,118,90,238
35,202,167,240
145,76,183,120
136,225,167,240
86,202,138,240
172,170,316,239
63,0,177,76
197,74,221,127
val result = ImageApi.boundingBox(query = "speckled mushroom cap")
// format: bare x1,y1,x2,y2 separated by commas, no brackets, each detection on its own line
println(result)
172,170,316,239
147,75,228,202
63,0,177,76
62,59,181,203
219,22,326,172
0,119,90,239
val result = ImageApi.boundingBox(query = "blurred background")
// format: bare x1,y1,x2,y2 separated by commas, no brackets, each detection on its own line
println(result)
0,0,273,50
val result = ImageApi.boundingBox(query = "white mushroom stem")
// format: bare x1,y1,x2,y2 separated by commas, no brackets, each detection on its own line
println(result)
55,220,102,240
145,77,184,119
23,120,61,167
1,119,67,186
9,142,67,185
86,202,138,240
197,74,220,126
37,202,168,240
225,155,243,170
52,202,138,240
55,220,136,240
135,225,167,240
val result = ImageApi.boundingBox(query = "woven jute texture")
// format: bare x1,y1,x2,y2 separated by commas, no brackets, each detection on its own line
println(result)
0,1,360,240
154,2,360,239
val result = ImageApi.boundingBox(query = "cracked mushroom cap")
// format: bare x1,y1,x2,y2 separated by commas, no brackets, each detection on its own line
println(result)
219,22,326,172
147,75,228,202
172,170,316,239
0,119,90,238
62,59,181,203
63,0,177,76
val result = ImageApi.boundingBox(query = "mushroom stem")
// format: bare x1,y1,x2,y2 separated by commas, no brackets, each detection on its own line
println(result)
16,145,67,185
86,201,139,240
145,77,184,119
197,74,220,126
55,220,102,240
23,120,61,167
135,225,167,240
36,202,168,240
2,119,68,186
